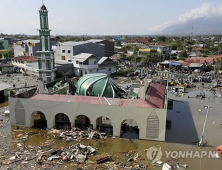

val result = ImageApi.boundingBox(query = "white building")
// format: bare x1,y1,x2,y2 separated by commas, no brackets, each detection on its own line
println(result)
149,45,172,54
13,39,40,57
73,53,98,76
52,41,105,63
72,53,117,77
98,57,117,74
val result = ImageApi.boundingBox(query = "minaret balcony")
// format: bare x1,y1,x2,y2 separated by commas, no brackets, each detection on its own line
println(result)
38,29,51,32
38,68,57,72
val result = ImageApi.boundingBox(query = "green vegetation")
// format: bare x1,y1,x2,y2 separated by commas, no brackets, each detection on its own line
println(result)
118,68,134,75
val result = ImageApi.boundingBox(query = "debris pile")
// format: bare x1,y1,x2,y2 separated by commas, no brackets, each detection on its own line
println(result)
50,127,108,142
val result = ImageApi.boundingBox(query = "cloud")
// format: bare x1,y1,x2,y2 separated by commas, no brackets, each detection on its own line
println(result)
179,3,222,22
151,3,222,32
150,21,177,32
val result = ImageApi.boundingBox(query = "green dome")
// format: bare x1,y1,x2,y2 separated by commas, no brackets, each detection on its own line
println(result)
77,74,125,98
40,4,47,10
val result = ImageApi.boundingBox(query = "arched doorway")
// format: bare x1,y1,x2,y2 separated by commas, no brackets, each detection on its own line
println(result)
31,111,47,129
96,116,113,136
55,113,71,129
121,119,139,139
75,115,91,128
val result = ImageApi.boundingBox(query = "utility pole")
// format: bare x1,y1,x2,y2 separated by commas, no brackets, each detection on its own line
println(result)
198,105,211,147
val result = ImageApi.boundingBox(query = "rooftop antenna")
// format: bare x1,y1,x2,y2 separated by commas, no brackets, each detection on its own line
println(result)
42,0,44,4
191,19,193,37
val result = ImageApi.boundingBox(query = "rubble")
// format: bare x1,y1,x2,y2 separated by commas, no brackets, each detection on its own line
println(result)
50,127,108,142
0,123,151,169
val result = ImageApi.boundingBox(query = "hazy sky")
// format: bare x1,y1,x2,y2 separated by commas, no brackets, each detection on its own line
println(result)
1,0,222,35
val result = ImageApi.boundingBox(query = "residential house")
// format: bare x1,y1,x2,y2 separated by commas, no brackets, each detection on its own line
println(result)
170,50,181,59
13,39,56,57
189,51,202,57
10,56,38,74
14,39,40,57
73,53,98,76
98,57,117,74
149,45,172,54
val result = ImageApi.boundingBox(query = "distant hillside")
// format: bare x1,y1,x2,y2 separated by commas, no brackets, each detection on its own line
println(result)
158,16,222,36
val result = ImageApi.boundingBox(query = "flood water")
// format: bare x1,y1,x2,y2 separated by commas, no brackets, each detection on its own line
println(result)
1,84,222,169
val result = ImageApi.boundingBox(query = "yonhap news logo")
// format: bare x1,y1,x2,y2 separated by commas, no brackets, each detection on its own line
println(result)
146,145,219,164
146,145,162,164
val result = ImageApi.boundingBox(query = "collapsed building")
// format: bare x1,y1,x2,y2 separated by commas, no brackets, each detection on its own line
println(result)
9,73,168,141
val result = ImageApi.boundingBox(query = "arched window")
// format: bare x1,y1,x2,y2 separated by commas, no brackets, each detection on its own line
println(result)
41,36,45,51
146,109,159,138
41,15,44,28
46,16,48,28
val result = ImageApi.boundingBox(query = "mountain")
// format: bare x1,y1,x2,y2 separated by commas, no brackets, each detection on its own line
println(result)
158,16,222,36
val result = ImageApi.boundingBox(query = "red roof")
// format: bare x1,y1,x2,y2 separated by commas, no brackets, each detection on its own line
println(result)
30,94,158,108
145,82,165,109
11,56,38,62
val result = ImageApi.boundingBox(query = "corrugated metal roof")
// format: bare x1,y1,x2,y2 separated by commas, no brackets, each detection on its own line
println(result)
60,41,88,46
30,94,156,108
98,57,108,64
87,39,105,43
146,82,165,109
76,73,125,98
189,63,203,67
0,83,12,91
73,53,97,62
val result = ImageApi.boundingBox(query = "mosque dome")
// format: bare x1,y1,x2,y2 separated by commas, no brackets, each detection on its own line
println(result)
40,4,47,10
76,74,125,98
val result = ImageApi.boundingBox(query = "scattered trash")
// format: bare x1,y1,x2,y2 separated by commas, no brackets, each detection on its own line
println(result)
162,163,172,170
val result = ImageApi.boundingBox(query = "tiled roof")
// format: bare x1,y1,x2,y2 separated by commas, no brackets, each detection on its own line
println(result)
11,56,38,62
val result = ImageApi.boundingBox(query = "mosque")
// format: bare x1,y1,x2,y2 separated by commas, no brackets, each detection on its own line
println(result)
9,4,168,141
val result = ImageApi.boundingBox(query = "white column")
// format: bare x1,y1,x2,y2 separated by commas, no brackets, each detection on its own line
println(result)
113,125,121,137
41,36,45,51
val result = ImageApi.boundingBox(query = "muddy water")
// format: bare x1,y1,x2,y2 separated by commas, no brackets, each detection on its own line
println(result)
1,85,222,169
0,101,8,109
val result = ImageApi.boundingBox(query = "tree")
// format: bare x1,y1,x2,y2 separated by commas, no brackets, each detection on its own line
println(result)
157,36,166,43
116,40,122,46
179,50,188,60
119,53,126,63
168,42,177,50
187,46,193,52
9,48,14,58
